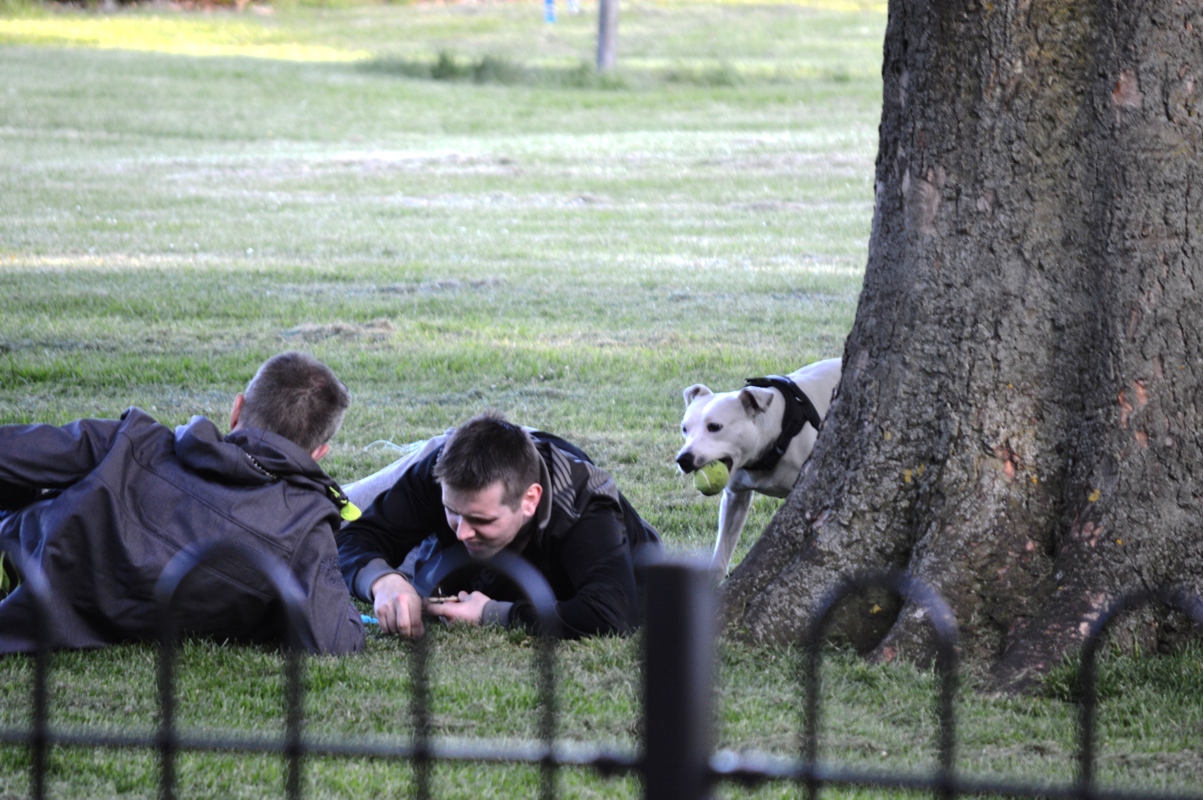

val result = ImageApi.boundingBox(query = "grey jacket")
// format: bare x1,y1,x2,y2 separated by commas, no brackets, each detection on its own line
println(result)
0,408,365,655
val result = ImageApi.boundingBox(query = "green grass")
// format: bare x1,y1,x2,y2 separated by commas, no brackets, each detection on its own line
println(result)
1,1,1201,797
1,634,1201,798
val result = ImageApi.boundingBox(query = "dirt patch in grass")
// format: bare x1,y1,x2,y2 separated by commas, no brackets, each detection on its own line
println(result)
264,279,503,300
282,319,395,342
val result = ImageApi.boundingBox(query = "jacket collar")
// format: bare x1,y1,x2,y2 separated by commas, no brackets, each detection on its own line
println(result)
174,415,353,517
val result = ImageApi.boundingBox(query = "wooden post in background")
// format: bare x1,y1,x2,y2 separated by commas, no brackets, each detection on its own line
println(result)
596,0,619,72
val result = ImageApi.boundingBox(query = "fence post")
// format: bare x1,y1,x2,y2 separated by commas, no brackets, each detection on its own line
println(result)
31,643,48,800
411,632,432,800
643,558,715,800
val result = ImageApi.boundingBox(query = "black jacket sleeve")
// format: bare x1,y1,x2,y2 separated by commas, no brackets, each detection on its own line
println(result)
335,446,450,601
510,501,638,639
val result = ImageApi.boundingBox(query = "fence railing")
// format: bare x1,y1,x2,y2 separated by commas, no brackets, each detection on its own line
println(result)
1,538,1201,800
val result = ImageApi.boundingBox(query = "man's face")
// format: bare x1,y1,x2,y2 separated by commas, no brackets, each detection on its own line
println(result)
442,480,540,560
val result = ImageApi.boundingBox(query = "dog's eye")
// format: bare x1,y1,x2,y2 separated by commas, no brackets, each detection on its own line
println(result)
707,423,723,433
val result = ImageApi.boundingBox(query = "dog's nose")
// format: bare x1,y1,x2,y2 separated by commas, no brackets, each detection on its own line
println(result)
676,452,696,473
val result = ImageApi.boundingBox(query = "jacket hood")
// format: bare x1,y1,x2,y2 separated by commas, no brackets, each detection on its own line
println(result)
174,416,336,499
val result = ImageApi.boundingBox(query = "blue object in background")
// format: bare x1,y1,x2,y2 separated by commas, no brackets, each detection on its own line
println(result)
544,0,556,23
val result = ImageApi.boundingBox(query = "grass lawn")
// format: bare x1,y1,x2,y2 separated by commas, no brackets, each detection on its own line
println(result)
1,0,1201,797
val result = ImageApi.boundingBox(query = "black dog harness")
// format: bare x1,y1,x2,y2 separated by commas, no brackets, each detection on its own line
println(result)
741,375,824,473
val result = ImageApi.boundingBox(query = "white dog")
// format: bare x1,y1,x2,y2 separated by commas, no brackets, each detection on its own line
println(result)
676,358,841,575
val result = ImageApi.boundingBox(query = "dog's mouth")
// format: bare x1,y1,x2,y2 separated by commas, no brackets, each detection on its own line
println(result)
677,456,735,474
699,457,734,473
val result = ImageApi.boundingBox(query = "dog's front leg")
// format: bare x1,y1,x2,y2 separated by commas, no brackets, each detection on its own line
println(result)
712,488,753,576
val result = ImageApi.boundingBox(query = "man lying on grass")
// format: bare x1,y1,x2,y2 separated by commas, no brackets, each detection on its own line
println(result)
338,412,661,640
0,351,365,656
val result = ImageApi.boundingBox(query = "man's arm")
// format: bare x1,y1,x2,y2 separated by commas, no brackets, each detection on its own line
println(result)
336,447,449,637
0,416,125,489
336,448,445,595
290,525,367,655
544,503,640,637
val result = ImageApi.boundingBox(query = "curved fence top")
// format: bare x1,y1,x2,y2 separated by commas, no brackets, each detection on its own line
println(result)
153,538,312,652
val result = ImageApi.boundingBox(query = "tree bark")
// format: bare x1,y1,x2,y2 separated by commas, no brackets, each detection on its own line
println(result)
723,0,1203,691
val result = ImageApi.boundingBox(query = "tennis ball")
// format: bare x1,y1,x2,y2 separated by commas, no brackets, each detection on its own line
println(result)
693,460,729,496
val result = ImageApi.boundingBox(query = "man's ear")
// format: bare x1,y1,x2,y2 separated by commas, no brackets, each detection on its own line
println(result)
310,442,331,462
520,482,543,518
230,393,246,431
739,386,775,416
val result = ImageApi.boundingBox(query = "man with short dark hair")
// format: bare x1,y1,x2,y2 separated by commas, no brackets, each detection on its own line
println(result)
0,351,365,655
337,412,661,640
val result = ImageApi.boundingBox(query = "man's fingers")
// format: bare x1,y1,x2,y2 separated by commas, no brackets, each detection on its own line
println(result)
406,597,425,638
423,591,487,625
375,593,424,638
376,599,400,635
369,574,426,638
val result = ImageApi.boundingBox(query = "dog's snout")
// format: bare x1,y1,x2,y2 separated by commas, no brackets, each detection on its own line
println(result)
676,452,696,473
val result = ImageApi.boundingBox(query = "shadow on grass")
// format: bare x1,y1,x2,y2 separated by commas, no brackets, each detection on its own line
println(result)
358,50,764,90
358,51,608,88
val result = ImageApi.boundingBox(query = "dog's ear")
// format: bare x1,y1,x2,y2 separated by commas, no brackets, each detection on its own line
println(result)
683,384,712,406
739,386,775,415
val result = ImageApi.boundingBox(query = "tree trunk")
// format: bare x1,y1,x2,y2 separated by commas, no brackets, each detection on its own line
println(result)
723,0,1203,691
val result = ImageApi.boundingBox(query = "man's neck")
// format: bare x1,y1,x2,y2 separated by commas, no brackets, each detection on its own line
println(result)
507,517,538,554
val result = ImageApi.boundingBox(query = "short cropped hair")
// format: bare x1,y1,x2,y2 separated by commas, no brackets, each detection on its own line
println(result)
238,352,350,452
433,412,541,509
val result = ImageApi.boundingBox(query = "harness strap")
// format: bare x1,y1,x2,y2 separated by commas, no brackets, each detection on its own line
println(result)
741,375,824,473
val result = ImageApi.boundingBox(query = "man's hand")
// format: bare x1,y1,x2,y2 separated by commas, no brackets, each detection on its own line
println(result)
424,591,490,626
370,573,424,638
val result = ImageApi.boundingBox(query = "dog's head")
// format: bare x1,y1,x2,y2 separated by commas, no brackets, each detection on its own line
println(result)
675,383,779,476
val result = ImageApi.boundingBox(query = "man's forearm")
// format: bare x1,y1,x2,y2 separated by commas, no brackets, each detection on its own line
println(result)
354,557,406,601
336,514,407,597
336,455,446,597
482,600,513,628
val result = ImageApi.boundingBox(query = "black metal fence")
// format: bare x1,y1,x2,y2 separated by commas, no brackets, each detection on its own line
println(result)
1,539,1201,800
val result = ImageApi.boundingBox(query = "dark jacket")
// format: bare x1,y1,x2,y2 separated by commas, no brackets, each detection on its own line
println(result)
337,430,661,639
0,408,365,655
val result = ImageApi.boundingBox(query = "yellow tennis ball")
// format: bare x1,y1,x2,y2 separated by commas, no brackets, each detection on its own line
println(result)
693,461,729,496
